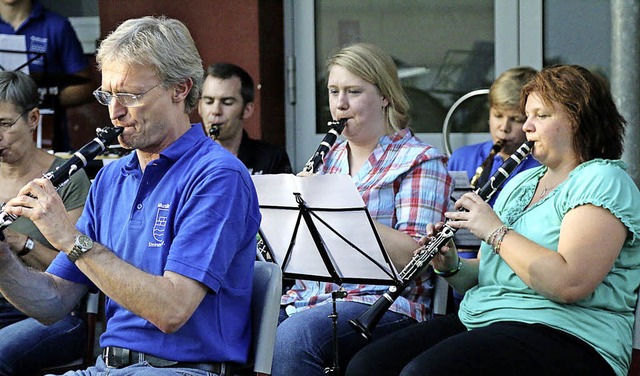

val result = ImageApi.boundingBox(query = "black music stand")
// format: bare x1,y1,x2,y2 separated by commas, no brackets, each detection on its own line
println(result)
252,174,400,375
252,174,400,286
0,48,44,72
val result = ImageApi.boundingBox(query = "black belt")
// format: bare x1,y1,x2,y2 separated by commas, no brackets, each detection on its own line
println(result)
102,346,232,375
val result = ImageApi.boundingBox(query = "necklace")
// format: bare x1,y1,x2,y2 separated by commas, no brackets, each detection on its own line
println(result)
539,185,555,198
539,179,561,198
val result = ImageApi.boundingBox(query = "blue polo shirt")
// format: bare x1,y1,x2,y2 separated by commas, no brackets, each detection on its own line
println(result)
0,0,87,74
48,125,261,363
448,140,540,206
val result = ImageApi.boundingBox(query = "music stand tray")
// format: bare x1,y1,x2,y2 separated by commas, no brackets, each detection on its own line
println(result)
252,174,400,286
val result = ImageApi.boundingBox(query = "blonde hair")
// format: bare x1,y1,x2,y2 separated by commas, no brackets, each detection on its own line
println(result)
489,66,537,110
96,16,203,113
325,43,410,133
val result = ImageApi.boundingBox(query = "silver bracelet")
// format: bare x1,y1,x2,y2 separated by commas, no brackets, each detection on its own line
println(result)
487,225,512,255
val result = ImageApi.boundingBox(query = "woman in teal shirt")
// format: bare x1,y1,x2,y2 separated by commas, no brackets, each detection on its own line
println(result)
346,65,640,376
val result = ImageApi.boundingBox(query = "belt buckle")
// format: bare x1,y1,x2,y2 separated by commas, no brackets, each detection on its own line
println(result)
103,347,130,368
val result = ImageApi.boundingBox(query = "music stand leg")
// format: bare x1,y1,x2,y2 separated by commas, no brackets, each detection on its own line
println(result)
323,287,347,376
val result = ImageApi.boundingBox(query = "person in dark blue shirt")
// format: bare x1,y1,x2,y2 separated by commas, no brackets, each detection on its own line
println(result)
448,66,540,207
447,67,540,307
1,0,94,151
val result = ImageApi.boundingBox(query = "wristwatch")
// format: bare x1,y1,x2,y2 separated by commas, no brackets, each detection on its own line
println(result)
18,237,35,257
67,234,94,263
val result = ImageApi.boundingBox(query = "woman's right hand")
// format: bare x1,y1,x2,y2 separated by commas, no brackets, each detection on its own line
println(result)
420,222,459,271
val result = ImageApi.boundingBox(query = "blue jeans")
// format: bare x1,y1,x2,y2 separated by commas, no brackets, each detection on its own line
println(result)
0,310,86,375
51,355,218,376
272,301,417,376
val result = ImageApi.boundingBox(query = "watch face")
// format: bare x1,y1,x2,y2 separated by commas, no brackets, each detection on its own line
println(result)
76,235,93,249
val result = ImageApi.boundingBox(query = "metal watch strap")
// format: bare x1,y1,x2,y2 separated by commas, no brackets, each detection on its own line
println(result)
67,235,93,263
67,246,84,263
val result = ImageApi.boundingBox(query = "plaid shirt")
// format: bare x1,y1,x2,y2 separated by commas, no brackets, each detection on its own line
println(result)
281,129,452,322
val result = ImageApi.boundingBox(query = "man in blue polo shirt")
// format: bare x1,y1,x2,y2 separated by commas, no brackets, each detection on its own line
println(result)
0,16,260,376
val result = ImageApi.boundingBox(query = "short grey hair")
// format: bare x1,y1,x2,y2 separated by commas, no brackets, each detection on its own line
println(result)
0,71,39,114
96,16,204,113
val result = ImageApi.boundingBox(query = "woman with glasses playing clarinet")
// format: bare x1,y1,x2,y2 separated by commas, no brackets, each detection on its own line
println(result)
0,71,90,375
272,42,453,376
347,65,640,376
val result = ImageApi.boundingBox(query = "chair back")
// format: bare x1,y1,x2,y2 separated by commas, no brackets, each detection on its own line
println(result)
37,291,102,374
248,261,282,375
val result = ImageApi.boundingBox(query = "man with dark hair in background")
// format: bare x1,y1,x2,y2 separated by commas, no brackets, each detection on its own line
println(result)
198,62,292,175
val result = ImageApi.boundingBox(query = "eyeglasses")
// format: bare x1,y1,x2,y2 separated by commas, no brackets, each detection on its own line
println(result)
92,84,161,107
0,109,30,131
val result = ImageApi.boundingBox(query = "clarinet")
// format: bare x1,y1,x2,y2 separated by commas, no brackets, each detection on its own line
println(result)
256,118,347,261
302,118,348,173
349,140,534,340
0,126,124,239
208,124,221,140
470,140,503,188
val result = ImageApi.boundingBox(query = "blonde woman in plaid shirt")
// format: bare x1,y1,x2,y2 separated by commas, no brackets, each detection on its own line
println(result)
273,43,452,376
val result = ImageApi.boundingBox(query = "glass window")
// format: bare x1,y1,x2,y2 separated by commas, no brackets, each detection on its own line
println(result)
313,0,495,135
544,0,611,78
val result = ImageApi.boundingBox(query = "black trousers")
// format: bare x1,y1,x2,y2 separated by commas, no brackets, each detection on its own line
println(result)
346,313,615,376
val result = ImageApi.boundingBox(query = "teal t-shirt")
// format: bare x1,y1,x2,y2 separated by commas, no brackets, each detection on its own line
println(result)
459,159,640,376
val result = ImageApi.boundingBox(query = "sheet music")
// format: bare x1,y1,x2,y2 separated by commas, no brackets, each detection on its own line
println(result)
0,34,29,73
449,170,471,190
253,174,398,284
252,173,365,208
448,171,482,249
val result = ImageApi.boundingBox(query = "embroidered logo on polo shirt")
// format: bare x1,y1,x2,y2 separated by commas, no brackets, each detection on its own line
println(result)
149,203,169,247
29,36,47,66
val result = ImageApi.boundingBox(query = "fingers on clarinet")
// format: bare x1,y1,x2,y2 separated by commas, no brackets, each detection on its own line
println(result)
425,223,436,237
38,178,56,192
446,220,460,229
4,205,21,216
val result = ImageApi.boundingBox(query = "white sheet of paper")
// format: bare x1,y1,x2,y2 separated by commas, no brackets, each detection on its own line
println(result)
252,174,398,284
252,173,365,208
449,170,471,189
0,34,29,74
